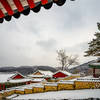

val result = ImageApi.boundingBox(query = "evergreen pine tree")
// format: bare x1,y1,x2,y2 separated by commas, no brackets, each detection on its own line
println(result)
85,23,100,57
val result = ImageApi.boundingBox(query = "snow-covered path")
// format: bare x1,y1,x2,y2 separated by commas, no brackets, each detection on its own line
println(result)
12,89,100,99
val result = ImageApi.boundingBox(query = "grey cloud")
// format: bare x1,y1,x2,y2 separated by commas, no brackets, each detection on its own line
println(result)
0,19,19,33
36,38,57,51
0,0,100,67
65,42,88,54
56,0,100,32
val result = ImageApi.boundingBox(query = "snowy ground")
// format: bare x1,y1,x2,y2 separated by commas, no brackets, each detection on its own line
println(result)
10,89,100,100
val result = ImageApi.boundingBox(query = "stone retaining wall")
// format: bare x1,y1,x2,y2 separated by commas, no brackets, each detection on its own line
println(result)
0,80,100,98
24,88,33,94
33,87,44,93
58,83,74,90
44,85,58,92
14,89,24,95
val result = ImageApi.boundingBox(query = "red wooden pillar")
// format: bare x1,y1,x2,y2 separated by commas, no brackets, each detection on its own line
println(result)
3,84,5,90
93,68,95,77
41,0,48,5
0,84,1,90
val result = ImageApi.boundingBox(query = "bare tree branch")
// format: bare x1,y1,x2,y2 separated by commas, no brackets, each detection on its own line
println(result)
57,49,79,70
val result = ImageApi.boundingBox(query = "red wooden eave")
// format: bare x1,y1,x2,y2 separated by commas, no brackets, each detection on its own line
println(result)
13,0,24,12
53,72,67,78
12,74,24,79
0,0,14,15
0,9,4,18
27,0,35,9
41,0,48,5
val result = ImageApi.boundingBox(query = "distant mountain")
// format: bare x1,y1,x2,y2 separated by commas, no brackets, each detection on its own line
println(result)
0,66,57,75
69,60,95,75
0,60,96,76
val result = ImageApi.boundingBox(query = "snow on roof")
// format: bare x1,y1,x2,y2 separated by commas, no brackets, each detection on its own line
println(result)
89,63,100,68
9,78,31,83
53,70,71,76
10,71,25,79
71,73,80,76
32,78,46,82
58,80,74,84
28,75,44,78
11,83,44,90
76,79,100,82
77,76,99,79
45,82,58,86
20,83,44,88
90,63,100,66
11,86,25,91
77,76,100,82
29,70,53,78
37,70,53,77
3,88,15,92
29,83,44,88
0,72,15,83
15,88,25,91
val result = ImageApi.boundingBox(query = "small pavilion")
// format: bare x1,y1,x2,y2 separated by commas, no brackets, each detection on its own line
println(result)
89,62,100,78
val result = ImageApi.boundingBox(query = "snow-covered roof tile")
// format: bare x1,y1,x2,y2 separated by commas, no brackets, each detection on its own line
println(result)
32,78,46,82
38,70,53,77
9,78,31,83
90,63,100,66
77,76,100,82
28,75,44,78
61,71,71,76
53,70,71,76
0,72,15,83
26,83,44,88
10,71,25,79
45,82,58,86
58,80,74,84
29,70,53,77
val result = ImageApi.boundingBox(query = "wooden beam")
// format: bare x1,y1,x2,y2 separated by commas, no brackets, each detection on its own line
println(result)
0,9,4,18
27,0,35,9
13,0,24,12
0,0,14,15
41,0,48,5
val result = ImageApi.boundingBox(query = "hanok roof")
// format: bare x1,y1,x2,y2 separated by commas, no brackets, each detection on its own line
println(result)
58,80,75,84
31,78,46,82
28,70,53,78
10,71,25,79
28,74,44,78
0,72,25,83
9,78,31,83
37,70,53,77
0,0,48,17
0,0,70,23
53,70,71,76
0,72,15,83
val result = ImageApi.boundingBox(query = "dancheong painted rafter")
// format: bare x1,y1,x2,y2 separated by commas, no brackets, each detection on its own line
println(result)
0,0,75,23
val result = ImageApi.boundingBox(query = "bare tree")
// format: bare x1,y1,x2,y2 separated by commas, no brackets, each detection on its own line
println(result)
57,49,79,70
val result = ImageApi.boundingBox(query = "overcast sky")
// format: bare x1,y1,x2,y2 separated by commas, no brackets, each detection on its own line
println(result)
0,0,100,67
